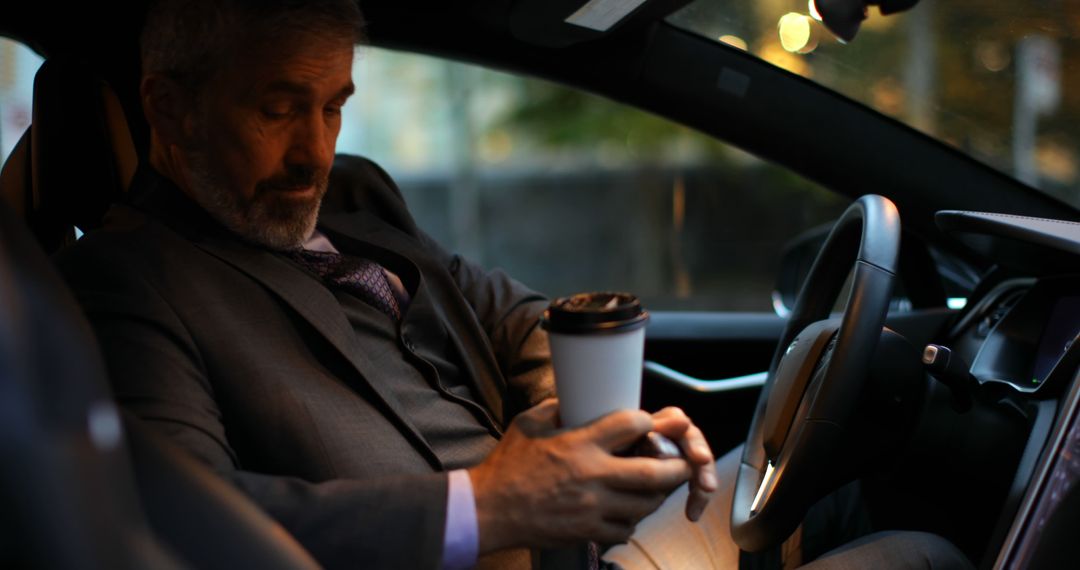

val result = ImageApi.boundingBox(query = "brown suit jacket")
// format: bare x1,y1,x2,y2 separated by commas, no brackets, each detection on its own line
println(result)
56,155,554,569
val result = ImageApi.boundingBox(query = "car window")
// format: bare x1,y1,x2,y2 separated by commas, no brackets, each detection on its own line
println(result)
0,41,849,313
669,0,1080,211
0,38,43,163
342,47,849,312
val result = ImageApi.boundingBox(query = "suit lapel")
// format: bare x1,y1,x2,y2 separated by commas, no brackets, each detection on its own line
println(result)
319,210,509,426
130,171,442,469
195,237,443,469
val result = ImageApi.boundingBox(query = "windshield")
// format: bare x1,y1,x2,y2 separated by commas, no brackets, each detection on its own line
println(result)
669,0,1080,210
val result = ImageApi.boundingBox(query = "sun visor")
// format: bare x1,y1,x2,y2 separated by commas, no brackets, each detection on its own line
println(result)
506,0,691,48
936,210,1080,275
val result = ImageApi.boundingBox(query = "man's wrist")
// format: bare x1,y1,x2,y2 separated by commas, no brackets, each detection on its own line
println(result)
468,464,515,554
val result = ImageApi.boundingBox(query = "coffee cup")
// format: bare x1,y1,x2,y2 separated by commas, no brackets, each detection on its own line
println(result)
540,292,649,428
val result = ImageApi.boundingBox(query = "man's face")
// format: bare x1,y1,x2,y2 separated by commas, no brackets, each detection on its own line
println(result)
179,35,355,250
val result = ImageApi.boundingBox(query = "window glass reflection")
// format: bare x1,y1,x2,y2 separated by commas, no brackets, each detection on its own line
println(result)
340,48,848,311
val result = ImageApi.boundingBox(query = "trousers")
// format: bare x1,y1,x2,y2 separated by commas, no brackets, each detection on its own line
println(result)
603,446,973,570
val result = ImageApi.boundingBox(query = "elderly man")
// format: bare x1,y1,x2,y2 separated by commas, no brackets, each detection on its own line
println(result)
57,0,717,568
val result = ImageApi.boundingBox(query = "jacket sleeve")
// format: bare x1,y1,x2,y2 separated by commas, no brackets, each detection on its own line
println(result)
418,230,556,417
329,154,557,416
56,246,448,570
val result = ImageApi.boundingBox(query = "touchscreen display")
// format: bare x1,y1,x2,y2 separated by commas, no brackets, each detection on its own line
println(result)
1031,296,1080,387
1010,408,1080,567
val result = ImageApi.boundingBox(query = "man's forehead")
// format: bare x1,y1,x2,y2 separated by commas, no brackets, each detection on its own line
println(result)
223,36,354,93
242,33,353,68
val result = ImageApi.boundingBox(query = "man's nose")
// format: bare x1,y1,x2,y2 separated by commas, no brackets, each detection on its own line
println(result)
288,112,335,170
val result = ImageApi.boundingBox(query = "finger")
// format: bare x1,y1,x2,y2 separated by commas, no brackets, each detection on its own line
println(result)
691,448,718,491
682,431,717,520
513,398,561,434
670,424,715,469
651,416,690,440
682,438,718,522
533,397,561,419
584,409,653,451
651,407,691,440
672,422,717,497
685,479,714,522
600,456,691,492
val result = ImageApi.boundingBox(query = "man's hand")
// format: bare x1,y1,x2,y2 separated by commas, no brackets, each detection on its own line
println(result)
469,399,692,553
649,407,718,521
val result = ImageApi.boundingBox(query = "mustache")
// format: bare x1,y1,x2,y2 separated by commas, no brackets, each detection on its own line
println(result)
255,166,327,194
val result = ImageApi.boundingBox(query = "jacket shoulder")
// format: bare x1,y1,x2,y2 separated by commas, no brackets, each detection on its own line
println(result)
53,203,196,284
323,154,420,236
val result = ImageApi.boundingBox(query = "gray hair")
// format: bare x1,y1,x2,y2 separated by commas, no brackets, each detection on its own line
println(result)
141,0,365,93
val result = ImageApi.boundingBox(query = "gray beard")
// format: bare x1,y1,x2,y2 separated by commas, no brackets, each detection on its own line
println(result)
184,150,327,251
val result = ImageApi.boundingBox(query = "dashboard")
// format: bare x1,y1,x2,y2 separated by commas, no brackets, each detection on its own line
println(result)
962,276,1080,393
937,210,1080,396
934,210,1080,568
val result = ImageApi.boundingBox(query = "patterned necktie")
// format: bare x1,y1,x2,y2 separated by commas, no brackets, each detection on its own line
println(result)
288,249,402,320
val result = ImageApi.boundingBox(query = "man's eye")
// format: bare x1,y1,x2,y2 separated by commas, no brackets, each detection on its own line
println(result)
324,104,343,117
262,104,292,118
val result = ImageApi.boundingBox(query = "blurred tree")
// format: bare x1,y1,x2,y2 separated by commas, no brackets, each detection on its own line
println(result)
493,79,735,166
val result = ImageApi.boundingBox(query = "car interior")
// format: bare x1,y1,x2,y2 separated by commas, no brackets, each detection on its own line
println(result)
1,0,1079,569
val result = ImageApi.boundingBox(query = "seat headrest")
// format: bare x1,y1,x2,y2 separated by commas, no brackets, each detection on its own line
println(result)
0,57,137,253
0,128,32,221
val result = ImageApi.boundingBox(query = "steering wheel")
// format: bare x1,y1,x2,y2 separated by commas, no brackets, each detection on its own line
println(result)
730,195,901,552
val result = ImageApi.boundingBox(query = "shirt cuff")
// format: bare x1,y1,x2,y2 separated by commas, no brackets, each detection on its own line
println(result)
442,469,479,570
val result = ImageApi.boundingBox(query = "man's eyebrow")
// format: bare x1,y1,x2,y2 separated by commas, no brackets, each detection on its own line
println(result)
262,81,315,97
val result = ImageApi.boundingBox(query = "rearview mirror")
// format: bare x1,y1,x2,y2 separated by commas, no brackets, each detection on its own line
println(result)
812,0,921,42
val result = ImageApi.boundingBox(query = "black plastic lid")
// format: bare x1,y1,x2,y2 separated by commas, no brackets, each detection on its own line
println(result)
540,292,649,334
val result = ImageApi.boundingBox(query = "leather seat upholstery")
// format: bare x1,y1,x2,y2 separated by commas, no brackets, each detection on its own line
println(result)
0,56,322,569
0,56,136,253
0,178,179,568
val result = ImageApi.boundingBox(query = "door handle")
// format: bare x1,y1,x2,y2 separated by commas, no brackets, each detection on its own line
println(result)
642,361,767,393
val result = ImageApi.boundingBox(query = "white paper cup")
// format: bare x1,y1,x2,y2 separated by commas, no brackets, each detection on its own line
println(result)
541,292,649,428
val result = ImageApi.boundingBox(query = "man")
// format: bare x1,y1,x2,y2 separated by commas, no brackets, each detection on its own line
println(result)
60,1,980,568
57,0,717,568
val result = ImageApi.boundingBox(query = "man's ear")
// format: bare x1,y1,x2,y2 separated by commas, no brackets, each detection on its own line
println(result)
141,73,197,147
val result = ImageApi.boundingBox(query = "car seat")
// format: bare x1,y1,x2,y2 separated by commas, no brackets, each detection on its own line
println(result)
0,57,135,253
0,56,321,569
